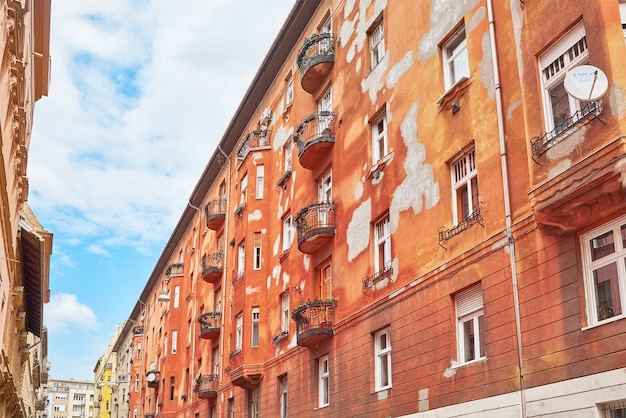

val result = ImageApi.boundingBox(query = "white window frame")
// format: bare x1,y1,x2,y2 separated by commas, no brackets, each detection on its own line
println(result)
374,327,392,391
235,314,243,351
237,241,245,279
251,307,260,347
285,74,294,106
282,214,292,252
171,330,178,355
318,355,330,408
374,215,391,274
539,22,588,137
279,375,288,418
173,285,180,309
372,111,388,163
255,165,264,199
369,18,385,70
317,87,332,133
451,147,478,225
621,2,626,42
581,214,626,326
456,284,485,364
284,140,293,174
240,174,248,207
253,232,262,270
212,347,220,375
442,26,469,90
281,292,290,333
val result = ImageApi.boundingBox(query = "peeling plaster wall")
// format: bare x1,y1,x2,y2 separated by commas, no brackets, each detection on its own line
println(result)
347,198,371,262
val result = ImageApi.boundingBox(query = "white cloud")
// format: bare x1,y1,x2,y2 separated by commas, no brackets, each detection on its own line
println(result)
45,293,100,333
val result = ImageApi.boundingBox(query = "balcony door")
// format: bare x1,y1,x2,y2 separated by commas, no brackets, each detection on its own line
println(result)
317,169,332,227
317,87,332,133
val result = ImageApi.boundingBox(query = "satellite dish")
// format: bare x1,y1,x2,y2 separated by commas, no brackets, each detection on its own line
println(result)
564,65,608,101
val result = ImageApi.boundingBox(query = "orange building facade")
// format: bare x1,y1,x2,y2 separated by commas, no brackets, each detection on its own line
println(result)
109,1,626,417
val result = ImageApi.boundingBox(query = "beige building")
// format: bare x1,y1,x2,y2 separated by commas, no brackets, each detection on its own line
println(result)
48,378,95,418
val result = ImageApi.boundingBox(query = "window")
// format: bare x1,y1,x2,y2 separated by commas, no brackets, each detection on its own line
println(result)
173,285,180,308
253,232,262,270
374,215,391,274
171,330,178,354
236,313,243,351
256,165,264,199
251,307,260,347
237,241,245,279
374,327,392,391
136,343,141,359
169,377,175,401
284,140,293,174
134,374,139,392
318,169,333,226
279,375,288,418
456,284,485,364
621,2,626,42
188,319,192,345
228,398,235,418
369,18,385,69
212,346,220,375
240,174,248,207
282,214,292,251
581,215,626,325
317,87,332,133
281,292,290,333
248,388,260,418
318,355,330,407
285,73,294,106
451,147,479,225
600,399,626,417
215,287,222,312
442,26,469,90
371,111,388,163
319,262,332,299
539,22,588,136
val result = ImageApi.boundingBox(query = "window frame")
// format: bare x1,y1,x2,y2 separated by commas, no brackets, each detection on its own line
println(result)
235,313,243,351
451,146,478,226
237,241,245,279
253,232,262,270
282,214,293,252
285,73,294,106
374,327,392,391
255,165,264,199
371,110,388,163
442,25,469,91
318,355,330,408
456,284,486,365
279,375,288,418
581,214,626,327
281,292,290,333
374,214,391,275
171,329,178,355
369,17,385,70
251,307,260,347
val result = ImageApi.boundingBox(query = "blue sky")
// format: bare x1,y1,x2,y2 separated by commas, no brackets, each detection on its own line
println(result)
29,0,296,381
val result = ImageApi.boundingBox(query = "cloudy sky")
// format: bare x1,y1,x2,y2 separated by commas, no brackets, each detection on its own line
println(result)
31,0,296,381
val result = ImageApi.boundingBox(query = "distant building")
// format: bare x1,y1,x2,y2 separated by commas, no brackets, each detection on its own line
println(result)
94,326,122,418
103,0,626,417
47,378,95,418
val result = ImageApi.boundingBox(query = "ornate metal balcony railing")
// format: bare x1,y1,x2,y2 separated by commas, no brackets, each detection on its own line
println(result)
438,204,484,247
205,199,227,230
133,326,144,335
201,252,224,283
198,312,221,339
237,129,271,160
531,100,603,162
293,111,336,169
291,299,337,347
362,262,394,291
297,33,336,93
294,201,337,252
194,374,219,399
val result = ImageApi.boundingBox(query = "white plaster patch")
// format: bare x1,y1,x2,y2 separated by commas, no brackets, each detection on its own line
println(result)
610,84,626,119
419,388,429,412
443,360,459,378
507,99,522,121
340,15,359,63
545,126,587,162
273,235,280,257
246,286,260,295
303,255,311,272
282,271,290,291
547,159,572,179
347,198,372,261
377,389,389,401
273,125,294,151
361,52,390,103
387,50,414,88
342,0,388,67
491,237,509,251
252,152,263,161
272,265,281,286
344,0,356,17
480,30,495,100
418,0,480,62
389,102,440,234
248,209,262,222
354,181,364,200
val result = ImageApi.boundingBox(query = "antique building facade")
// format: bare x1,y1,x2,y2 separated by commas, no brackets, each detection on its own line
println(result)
106,0,626,416
0,0,52,417
48,378,95,418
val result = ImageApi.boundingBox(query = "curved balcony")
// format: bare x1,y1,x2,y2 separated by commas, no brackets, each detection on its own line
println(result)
198,312,221,340
201,252,224,284
237,129,271,160
291,299,337,347
205,199,226,231
294,112,336,170
194,374,218,399
294,201,337,254
297,33,336,93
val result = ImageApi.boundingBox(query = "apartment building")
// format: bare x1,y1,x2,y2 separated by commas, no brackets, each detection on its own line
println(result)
105,0,626,416
0,2,53,416
48,378,95,418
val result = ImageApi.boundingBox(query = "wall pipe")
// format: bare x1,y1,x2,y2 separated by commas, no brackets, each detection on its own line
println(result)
486,0,527,416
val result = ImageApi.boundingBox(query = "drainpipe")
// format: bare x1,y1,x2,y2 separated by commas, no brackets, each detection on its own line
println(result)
217,146,231,388
188,200,202,403
486,1,527,416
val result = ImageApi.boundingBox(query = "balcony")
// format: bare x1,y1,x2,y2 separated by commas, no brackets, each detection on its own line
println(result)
237,129,270,160
133,326,144,335
201,252,224,284
205,199,227,230
294,112,336,170
297,33,336,93
229,353,263,390
194,374,219,399
166,263,184,279
291,299,337,347
294,201,337,253
198,312,221,340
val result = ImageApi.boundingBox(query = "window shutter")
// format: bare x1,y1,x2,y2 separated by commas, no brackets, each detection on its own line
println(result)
456,283,483,317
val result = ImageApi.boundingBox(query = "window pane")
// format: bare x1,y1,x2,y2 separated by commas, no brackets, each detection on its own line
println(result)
463,319,475,362
379,332,387,350
549,82,570,133
380,353,389,387
590,230,615,261
621,224,626,249
594,262,622,321
478,314,485,358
